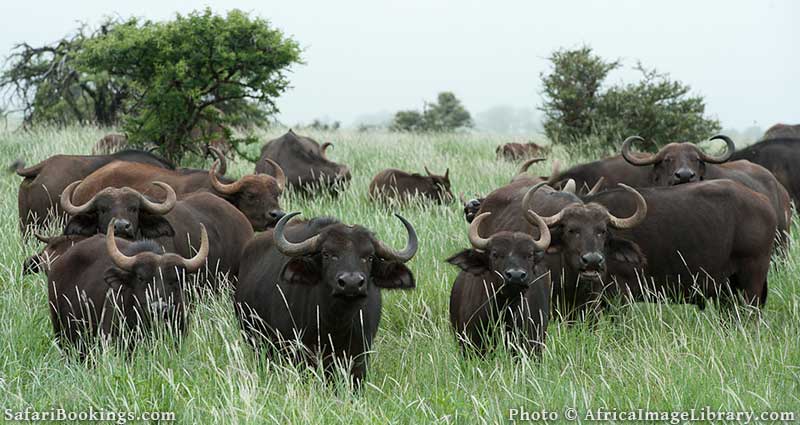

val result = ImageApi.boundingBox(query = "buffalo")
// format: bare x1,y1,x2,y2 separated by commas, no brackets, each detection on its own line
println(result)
552,135,791,245
23,233,87,275
530,180,776,316
46,221,208,355
762,123,800,140
17,150,175,232
496,142,548,161
61,182,252,281
447,210,552,356
235,212,418,386
369,167,454,204
730,137,800,209
92,134,129,155
255,130,351,194
71,151,286,231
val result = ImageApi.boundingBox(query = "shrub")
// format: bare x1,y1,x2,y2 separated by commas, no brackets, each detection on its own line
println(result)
390,92,472,132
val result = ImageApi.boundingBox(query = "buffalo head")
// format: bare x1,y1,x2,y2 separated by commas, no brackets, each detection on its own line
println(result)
460,192,484,223
104,219,208,327
273,212,418,297
621,135,735,185
209,159,286,231
447,209,551,288
61,180,176,239
423,166,454,203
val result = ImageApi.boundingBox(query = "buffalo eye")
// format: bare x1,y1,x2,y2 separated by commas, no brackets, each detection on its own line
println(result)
128,206,138,213
568,228,579,236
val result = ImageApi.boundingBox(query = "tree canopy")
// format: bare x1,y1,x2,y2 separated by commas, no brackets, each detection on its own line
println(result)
390,91,472,132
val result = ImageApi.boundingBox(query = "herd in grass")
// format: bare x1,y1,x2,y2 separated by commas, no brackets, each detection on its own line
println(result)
13,125,800,387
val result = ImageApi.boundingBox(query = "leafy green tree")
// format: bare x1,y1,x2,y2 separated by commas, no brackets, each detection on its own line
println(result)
540,46,619,145
540,46,720,149
390,92,472,132
80,8,301,160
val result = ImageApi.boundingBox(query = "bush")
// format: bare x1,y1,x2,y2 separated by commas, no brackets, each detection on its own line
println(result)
540,46,720,149
390,92,472,132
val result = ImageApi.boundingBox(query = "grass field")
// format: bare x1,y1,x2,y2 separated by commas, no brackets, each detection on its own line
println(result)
0,126,798,424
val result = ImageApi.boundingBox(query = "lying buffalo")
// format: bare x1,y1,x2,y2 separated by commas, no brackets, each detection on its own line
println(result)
23,233,86,275
369,167,454,204
496,142,548,161
47,221,208,356
730,137,800,209
447,210,551,356
61,182,252,281
235,212,418,386
531,180,777,316
17,150,175,232
552,135,791,245
71,150,286,231
255,130,351,194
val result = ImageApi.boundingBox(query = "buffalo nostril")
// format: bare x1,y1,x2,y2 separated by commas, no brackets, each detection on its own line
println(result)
581,253,605,267
337,278,347,288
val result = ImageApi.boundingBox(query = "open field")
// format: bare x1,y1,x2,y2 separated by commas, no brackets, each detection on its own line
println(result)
0,127,798,424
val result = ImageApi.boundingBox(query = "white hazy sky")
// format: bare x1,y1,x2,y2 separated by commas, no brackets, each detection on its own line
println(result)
0,0,797,129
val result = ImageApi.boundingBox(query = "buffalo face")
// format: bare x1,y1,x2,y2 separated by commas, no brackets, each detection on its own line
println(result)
274,212,418,298
447,211,551,288
209,160,286,231
61,181,175,240
621,135,735,186
460,194,484,223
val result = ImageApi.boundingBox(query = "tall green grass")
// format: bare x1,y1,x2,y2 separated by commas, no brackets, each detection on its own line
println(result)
0,126,797,424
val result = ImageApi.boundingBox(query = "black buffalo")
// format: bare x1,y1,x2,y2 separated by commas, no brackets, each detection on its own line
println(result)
730,138,800,209
255,130,351,194
369,167,454,204
46,221,208,355
447,209,552,356
235,212,418,386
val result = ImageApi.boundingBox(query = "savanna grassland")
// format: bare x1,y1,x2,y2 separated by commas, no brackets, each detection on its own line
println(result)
0,127,798,424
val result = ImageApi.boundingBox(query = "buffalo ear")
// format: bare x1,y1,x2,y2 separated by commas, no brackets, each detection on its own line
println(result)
280,257,320,285
104,267,131,290
544,226,563,254
23,255,42,275
445,249,490,275
139,213,175,239
64,214,98,236
372,260,415,289
606,237,647,268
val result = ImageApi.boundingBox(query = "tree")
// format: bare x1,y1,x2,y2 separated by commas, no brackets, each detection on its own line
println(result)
540,46,619,145
79,9,301,160
540,46,720,149
390,92,472,132
0,19,130,127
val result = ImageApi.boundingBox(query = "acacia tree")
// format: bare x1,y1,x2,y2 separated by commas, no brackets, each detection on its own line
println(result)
0,19,129,127
80,9,302,160
390,91,472,132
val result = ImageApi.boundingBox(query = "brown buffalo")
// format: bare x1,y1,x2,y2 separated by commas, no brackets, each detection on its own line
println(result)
531,180,776,317
71,149,286,231
92,133,129,155
235,212,418,387
447,210,552,356
16,150,175,232
496,142,548,161
763,123,800,140
47,221,208,356
255,130,351,194
369,167,454,204
730,138,800,209
61,182,252,281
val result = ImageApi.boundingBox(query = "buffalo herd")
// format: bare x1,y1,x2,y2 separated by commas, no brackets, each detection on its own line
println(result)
13,126,800,387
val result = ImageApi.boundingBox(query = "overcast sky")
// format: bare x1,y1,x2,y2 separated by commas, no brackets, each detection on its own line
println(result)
1,0,797,130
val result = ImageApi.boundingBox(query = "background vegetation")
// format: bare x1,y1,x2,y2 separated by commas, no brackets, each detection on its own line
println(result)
0,127,797,423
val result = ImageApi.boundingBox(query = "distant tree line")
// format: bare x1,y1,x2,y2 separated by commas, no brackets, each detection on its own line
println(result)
390,91,473,132
0,8,302,161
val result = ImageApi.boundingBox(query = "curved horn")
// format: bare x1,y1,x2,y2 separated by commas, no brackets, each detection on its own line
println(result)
524,210,552,251
320,142,333,158
607,184,648,229
444,168,449,180
621,136,661,166
106,219,138,271
546,160,561,185
467,212,491,250
208,146,227,175
209,162,244,195
60,180,96,215
374,214,418,262
139,182,176,215
273,212,320,257
586,177,606,196
179,224,209,272
424,166,433,176
700,134,735,164
262,158,286,192
563,179,576,194
522,182,549,211
517,157,545,175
